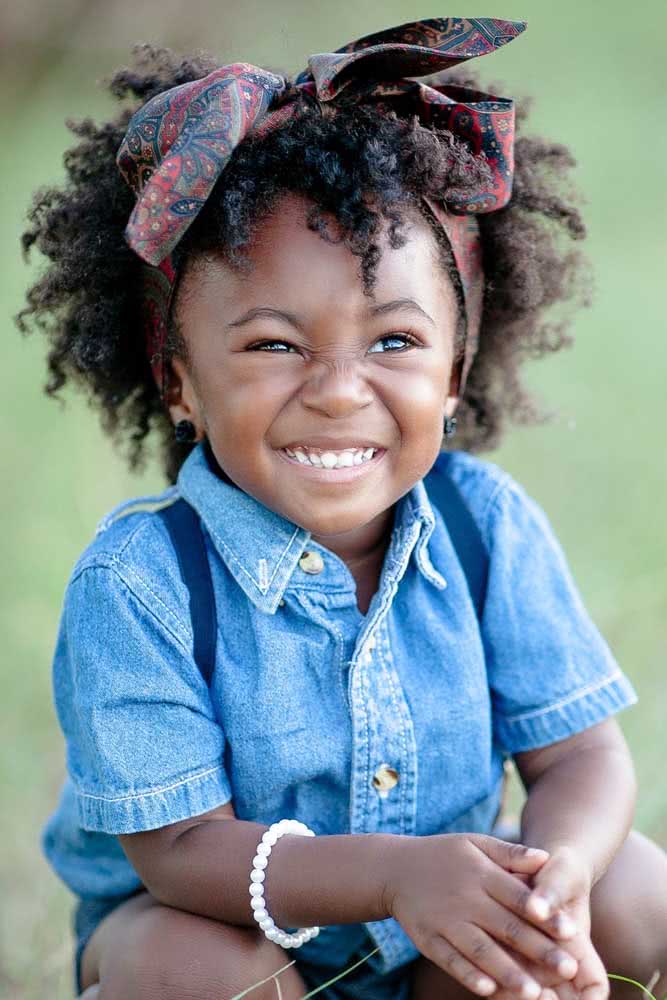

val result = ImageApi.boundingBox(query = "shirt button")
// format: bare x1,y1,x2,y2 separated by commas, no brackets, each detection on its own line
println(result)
372,763,400,798
299,550,324,575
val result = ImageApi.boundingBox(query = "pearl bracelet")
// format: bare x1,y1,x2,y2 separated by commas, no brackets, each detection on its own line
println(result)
249,819,320,949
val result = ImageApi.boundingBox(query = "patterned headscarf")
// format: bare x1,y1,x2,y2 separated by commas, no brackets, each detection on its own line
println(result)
117,17,526,398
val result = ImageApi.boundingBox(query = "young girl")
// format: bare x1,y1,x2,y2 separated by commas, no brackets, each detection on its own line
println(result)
20,17,667,1000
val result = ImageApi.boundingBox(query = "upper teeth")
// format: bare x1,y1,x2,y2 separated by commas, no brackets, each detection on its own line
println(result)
283,447,377,468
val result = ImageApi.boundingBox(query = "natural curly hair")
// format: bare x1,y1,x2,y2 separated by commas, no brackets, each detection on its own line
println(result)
16,44,588,484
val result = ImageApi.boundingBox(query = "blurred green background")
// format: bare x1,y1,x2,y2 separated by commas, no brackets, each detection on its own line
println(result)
1,1,665,997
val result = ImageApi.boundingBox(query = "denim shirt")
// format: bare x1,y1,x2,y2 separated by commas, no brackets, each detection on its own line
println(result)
41,443,637,974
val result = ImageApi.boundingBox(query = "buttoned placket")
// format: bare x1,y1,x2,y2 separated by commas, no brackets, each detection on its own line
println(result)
284,516,426,842
348,520,422,840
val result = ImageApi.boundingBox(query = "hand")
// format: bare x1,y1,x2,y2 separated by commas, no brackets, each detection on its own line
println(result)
525,846,609,1000
382,833,579,999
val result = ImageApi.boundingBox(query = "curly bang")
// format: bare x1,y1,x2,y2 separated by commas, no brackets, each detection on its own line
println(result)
17,45,588,484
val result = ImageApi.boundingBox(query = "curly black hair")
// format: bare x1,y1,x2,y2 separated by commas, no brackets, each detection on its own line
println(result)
16,44,588,484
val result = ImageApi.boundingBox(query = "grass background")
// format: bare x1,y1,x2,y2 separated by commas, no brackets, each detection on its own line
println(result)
1,2,665,997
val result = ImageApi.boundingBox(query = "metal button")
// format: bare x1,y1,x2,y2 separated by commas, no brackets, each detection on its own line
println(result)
372,764,400,798
298,550,324,575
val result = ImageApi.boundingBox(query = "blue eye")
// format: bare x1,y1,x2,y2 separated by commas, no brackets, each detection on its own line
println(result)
247,333,418,354
368,333,417,354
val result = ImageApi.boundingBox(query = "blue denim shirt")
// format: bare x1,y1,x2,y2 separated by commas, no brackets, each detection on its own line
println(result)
42,443,637,974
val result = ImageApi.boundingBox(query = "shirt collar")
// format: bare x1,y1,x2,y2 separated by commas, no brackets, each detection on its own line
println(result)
177,441,446,614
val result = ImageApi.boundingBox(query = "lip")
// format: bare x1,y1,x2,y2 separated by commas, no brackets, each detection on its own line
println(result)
275,447,386,481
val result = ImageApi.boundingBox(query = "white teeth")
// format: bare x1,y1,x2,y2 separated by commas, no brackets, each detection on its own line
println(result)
282,446,378,469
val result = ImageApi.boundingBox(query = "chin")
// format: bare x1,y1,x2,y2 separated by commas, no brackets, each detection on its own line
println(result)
292,509,372,538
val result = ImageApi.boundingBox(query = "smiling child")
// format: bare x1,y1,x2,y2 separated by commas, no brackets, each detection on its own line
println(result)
19,18,667,1000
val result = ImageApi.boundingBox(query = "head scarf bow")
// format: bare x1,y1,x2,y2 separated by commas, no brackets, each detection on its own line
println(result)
117,17,526,398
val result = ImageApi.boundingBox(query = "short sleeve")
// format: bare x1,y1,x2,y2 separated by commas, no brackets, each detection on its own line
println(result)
53,562,232,834
482,480,637,753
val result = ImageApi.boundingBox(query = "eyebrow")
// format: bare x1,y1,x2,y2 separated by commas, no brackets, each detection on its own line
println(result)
225,298,435,331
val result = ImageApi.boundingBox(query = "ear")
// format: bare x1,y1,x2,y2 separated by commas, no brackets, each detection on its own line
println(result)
445,361,461,418
165,355,205,440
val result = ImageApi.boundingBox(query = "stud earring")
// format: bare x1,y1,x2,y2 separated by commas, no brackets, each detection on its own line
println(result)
443,416,457,439
174,419,197,443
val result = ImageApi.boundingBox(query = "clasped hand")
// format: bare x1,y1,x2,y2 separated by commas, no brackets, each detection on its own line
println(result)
383,834,608,1000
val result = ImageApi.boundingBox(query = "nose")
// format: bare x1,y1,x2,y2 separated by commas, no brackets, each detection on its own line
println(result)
299,359,374,419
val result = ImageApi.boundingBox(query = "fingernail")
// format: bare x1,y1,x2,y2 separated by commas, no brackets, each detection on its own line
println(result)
557,957,578,978
530,894,551,920
521,980,542,1000
477,977,497,995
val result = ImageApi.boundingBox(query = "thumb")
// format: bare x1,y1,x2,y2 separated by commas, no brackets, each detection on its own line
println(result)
476,835,550,874
526,849,588,921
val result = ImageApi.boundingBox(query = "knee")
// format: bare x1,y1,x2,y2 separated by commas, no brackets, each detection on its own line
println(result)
98,903,292,1000
592,831,667,984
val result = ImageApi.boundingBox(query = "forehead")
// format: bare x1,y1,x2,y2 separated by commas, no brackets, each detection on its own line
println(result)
183,192,456,322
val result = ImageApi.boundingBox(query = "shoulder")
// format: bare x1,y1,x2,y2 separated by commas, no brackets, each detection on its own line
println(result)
425,449,556,554
66,486,192,639
425,450,515,544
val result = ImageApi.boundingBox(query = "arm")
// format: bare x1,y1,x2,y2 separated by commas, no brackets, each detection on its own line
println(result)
515,717,637,888
119,801,392,928
511,718,637,1000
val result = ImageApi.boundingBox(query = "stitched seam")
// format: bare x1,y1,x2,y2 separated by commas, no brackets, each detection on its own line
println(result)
69,561,191,652
74,763,226,802
328,619,348,707
95,486,180,534
481,475,515,550
503,670,624,724
258,558,269,591
378,634,411,835
81,497,182,567
205,523,303,593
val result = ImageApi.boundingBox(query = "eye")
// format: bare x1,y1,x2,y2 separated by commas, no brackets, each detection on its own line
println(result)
368,332,419,354
245,332,420,354
246,340,298,353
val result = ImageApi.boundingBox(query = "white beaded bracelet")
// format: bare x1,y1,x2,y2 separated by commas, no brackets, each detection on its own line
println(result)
249,818,320,949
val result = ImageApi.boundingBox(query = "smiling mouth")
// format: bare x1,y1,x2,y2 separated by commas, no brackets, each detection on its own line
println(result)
275,447,386,480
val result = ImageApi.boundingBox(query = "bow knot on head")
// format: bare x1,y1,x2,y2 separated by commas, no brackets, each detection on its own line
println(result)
116,17,526,398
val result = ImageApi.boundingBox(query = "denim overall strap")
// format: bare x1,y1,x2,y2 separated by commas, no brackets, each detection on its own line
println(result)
426,452,489,618
164,466,488,685
157,499,217,686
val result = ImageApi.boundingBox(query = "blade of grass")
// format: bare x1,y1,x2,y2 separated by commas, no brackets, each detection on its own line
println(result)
299,946,381,998
229,958,297,999
608,974,659,1000
227,945,380,1000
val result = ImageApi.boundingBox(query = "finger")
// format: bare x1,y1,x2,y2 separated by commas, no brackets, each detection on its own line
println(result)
486,869,579,942
574,941,609,1000
476,837,550,875
527,854,586,922
503,947,570,990
422,936,498,997
448,923,544,1000
479,900,578,980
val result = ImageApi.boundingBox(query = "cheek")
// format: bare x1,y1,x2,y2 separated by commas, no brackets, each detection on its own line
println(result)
195,347,451,445
386,356,451,426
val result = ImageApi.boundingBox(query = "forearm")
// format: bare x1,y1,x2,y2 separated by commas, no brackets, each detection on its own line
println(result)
519,740,636,885
150,817,394,928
